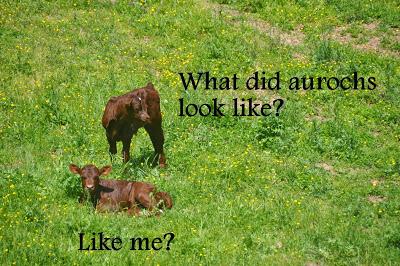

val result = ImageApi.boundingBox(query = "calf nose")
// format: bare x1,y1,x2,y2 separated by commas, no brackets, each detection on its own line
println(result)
140,112,151,123
86,184,94,190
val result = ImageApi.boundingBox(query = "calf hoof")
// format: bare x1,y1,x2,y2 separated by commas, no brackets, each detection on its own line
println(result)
123,154,130,163
158,155,166,168
159,159,166,168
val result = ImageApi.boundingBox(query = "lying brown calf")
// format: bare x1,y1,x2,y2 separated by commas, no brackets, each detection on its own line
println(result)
69,164,173,215
102,82,166,167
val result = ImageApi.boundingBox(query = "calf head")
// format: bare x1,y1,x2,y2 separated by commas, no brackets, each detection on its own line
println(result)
131,91,151,124
69,164,112,192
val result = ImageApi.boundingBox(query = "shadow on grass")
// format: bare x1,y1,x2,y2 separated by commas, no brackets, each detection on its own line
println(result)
120,151,159,179
129,150,158,167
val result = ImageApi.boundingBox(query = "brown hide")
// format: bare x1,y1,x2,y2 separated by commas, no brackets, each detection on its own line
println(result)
69,164,173,216
102,82,166,167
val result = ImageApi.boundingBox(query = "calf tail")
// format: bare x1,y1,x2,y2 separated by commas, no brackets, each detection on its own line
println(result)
155,191,173,209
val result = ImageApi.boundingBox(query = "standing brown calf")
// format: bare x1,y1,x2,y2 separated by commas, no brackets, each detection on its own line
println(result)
69,164,173,215
102,82,166,167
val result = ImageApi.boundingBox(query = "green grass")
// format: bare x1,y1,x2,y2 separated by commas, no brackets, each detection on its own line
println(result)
1,0,400,265
216,0,400,29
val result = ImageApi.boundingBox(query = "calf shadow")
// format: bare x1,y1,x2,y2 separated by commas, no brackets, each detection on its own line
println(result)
121,150,159,178
130,150,158,167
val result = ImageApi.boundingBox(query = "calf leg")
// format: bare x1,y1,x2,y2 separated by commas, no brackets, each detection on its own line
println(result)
107,136,117,162
96,198,117,213
122,137,132,163
127,185,141,216
136,191,156,212
144,121,166,167
79,193,85,204
127,204,140,216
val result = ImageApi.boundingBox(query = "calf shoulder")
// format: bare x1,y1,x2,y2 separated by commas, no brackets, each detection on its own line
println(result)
102,96,131,129
98,179,133,201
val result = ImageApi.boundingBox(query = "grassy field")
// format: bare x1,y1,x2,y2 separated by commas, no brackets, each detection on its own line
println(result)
1,0,399,265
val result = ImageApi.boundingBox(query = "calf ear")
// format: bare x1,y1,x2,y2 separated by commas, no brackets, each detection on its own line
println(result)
146,82,154,89
100,165,112,176
130,96,142,110
69,164,81,175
